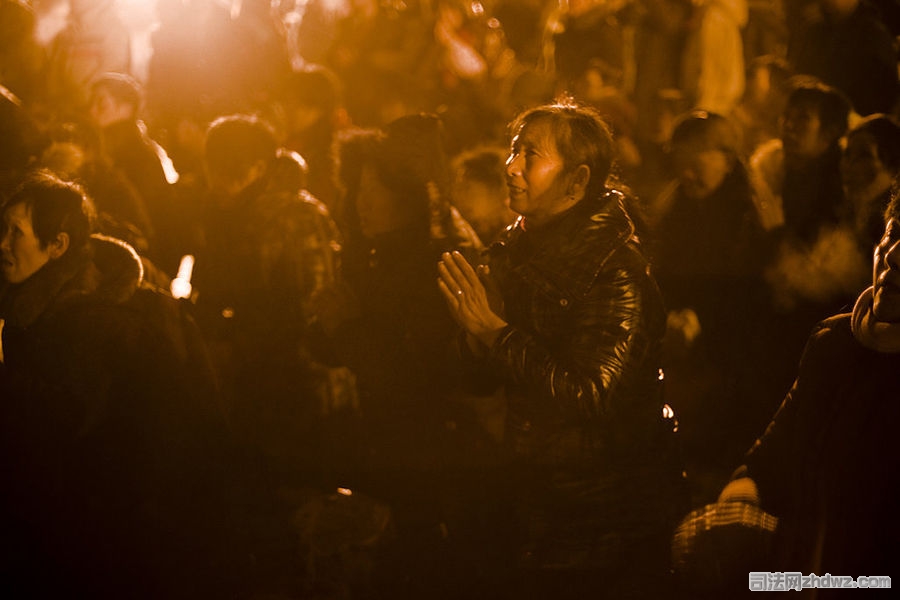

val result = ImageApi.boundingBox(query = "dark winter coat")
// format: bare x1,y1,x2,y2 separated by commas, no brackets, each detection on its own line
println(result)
653,165,768,332
100,119,180,271
468,190,685,576
0,235,230,598
329,215,483,472
744,314,900,580
191,177,342,462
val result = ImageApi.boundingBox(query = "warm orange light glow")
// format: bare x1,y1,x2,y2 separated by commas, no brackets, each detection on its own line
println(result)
170,254,194,299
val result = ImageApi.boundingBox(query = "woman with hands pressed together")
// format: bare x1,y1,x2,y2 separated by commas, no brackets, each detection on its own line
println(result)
439,101,686,599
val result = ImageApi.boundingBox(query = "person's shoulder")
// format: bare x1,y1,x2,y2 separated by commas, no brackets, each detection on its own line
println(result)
549,191,650,297
582,189,641,257
86,235,144,305
257,189,331,228
798,313,862,369
809,313,859,345
251,191,342,264
492,216,524,245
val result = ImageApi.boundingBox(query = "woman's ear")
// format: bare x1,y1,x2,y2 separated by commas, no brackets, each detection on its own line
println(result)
569,164,591,198
48,232,70,260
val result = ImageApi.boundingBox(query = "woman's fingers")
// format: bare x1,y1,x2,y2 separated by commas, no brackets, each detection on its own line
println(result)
437,277,460,307
450,251,482,289
438,259,463,295
439,252,468,292
442,251,487,300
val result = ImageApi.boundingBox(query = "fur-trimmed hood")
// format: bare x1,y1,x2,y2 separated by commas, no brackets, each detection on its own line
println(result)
0,234,143,328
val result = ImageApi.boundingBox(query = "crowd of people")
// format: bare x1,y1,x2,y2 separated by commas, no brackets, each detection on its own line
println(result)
1,0,899,598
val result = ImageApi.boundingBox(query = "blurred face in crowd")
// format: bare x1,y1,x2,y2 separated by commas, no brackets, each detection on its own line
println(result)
0,202,53,284
841,130,894,198
451,178,514,242
355,163,418,238
40,141,88,179
781,102,832,162
506,119,577,226
873,217,900,322
89,87,133,129
672,142,732,201
205,160,266,202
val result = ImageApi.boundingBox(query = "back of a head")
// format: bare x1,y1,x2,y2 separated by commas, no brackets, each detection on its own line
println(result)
450,146,513,241
670,110,741,159
4,170,95,252
92,72,143,116
849,113,900,173
380,113,451,197
510,100,614,200
336,127,385,229
204,114,278,181
282,65,342,113
452,146,508,194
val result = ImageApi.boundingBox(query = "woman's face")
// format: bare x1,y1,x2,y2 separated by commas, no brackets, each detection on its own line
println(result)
841,131,890,195
505,119,574,226
0,202,53,284
781,102,832,162
672,143,732,201
873,218,900,323
355,164,418,238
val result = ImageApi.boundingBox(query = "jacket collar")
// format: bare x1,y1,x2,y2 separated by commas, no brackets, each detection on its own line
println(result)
0,235,143,328
495,189,636,300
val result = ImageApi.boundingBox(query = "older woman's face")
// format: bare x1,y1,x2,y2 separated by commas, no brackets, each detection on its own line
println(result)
873,218,900,322
505,120,573,225
0,202,53,284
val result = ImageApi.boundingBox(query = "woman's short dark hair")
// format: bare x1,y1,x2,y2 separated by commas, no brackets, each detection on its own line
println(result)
3,170,95,250
786,78,852,140
509,100,615,200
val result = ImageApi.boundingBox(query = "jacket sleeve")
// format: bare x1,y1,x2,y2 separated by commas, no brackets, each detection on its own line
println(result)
489,245,663,422
742,320,843,515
